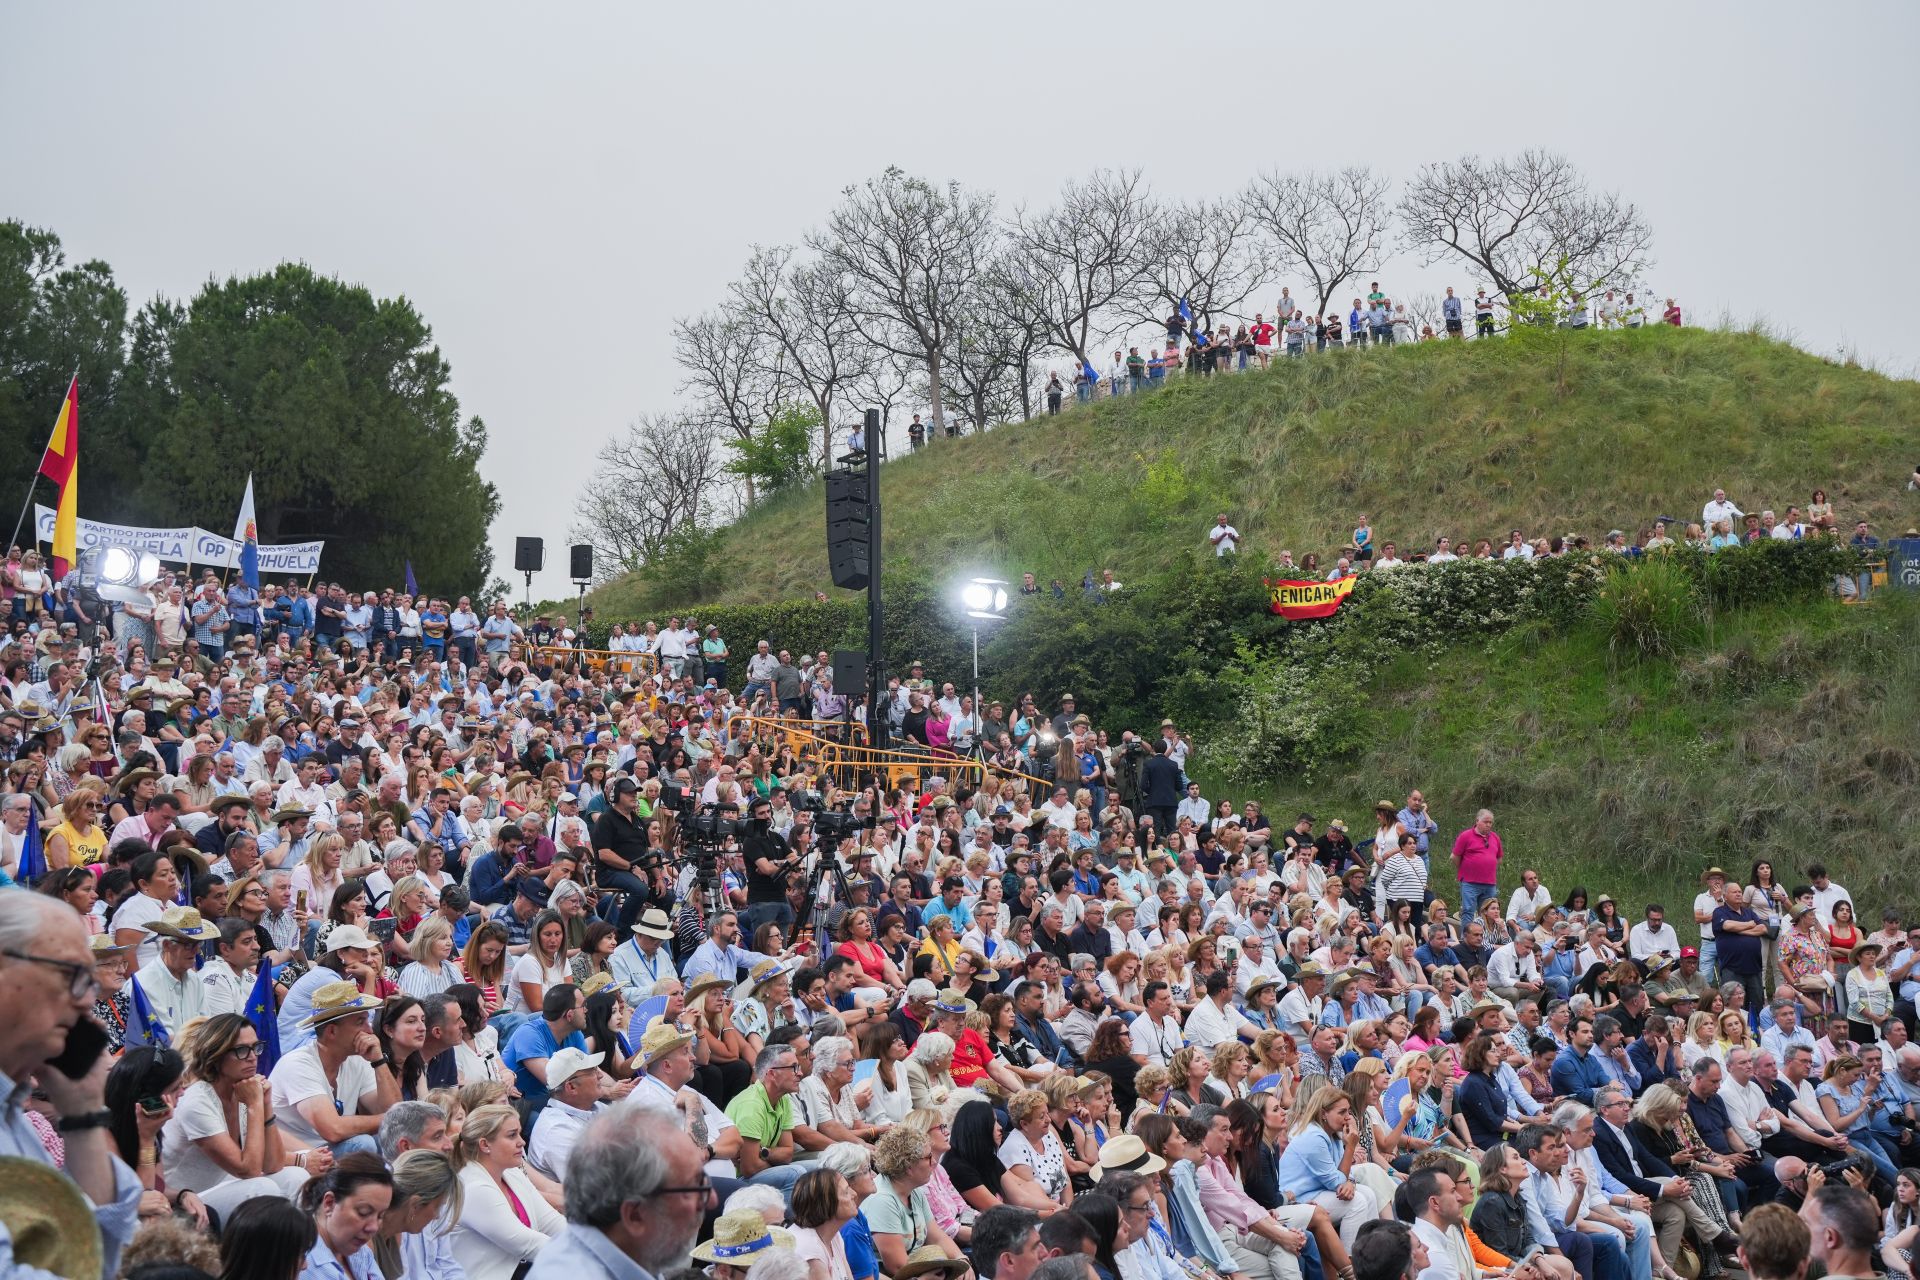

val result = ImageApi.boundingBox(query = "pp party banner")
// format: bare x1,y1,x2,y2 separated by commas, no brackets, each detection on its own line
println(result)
35,505,324,574
34,504,197,563
1265,575,1358,619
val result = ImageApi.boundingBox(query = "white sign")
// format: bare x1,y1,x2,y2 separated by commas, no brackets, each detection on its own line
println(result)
35,505,325,576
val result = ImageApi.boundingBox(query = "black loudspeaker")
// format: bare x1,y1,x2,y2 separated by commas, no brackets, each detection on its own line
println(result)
825,468,870,590
832,649,867,691
514,537,544,573
570,544,593,581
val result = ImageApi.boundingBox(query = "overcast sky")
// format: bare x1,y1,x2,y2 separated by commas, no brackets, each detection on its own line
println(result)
5,2,1915,600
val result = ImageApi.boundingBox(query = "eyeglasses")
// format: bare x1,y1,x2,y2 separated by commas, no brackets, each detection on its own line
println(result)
655,1177,717,1200
1,949,99,999
1123,1200,1154,1215
228,1042,263,1060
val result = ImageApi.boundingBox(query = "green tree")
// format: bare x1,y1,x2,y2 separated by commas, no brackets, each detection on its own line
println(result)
725,404,820,500
133,263,499,588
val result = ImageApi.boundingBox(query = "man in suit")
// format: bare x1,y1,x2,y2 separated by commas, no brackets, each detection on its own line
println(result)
1139,740,1183,841
1590,1084,1739,1265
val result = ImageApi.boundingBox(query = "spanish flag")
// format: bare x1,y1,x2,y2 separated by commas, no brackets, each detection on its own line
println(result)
37,375,78,578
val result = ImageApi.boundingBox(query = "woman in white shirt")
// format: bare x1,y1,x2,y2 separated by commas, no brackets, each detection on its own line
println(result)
858,1022,914,1126
162,1012,316,1219
997,1088,1073,1207
443,1104,564,1280
509,910,571,1015
792,1168,859,1280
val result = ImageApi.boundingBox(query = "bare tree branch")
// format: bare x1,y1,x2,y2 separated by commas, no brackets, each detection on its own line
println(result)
728,245,871,472
671,304,782,504
1397,150,1653,301
1005,169,1167,373
566,412,723,581
1246,166,1392,320
808,168,997,438
1121,194,1268,335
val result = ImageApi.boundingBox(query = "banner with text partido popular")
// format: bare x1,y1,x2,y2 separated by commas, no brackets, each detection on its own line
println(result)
1265,575,1358,619
34,505,324,576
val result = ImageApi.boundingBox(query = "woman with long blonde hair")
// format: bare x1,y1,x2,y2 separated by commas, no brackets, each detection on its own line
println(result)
46,785,108,868
290,832,348,915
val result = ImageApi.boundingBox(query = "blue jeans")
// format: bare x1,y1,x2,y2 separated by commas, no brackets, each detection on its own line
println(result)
331,1134,381,1159
1459,882,1496,922
746,1162,807,1207
1076,384,1092,404
1698,938,1718,984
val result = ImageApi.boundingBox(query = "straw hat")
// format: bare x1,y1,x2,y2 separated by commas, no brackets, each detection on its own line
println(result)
1090,1133,1168,1181
271,804,313,824
300,980,382,1029
933,988,976,1017
578,972,616,999
1244,974,1283,1001
146,905,221,942
1699,866,1728,884
894,1248,972,1280
638,1021,695,1063
685,973,731,1004
87,935,132,959
1852,940,1886,963
742,959,792,997
690,1210,795,1266
0,1156,103,1280
631,907,675,940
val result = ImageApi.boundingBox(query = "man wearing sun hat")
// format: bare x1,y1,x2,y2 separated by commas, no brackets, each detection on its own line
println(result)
268,979,397,1157
131,905,222,1039
625,1018,743,1183
609,907,678,1006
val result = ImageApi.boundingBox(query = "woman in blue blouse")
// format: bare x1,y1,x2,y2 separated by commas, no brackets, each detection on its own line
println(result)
1272,1083,1381,1250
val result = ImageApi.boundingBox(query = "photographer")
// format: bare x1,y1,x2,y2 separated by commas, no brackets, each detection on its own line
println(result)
589,777,659,934
741,796,797,937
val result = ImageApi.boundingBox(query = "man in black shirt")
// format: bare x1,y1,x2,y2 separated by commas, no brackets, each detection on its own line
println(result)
1139,740,1182,838
1314,820,1357,874
741,796,796,936
590,777,657,932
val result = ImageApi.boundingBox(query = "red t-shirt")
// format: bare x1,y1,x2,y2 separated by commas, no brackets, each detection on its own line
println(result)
1251,322,1276,347
951,1027,993,1086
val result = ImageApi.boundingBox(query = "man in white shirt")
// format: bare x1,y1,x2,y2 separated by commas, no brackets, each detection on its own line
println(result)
1277,963,1328,1037
1629,906,1680,963
528,1047,607,1181
1176,782,1211,829
1407,1165,1478,1280
1105,902,1150,958
1208,515,1241,556
134,908,222,1039
274,754,335,831
1808,864,1852,928
626,1022,741,1179
269,981,398,1155
1129,981,1186,1066
1232,935,1284,999
199,918,260,1018
1717,1047,1783,1154
1488,932,1544,1004
1703,489,1743,531
1428,537,1458,564
1507,869,1554,924
1183,971,1261,1050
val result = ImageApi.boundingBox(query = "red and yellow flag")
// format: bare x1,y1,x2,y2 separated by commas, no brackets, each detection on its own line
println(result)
37,376,78,577
1264,575,1358,620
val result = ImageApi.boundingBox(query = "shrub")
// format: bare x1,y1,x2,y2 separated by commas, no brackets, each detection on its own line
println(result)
1591,556,1704,663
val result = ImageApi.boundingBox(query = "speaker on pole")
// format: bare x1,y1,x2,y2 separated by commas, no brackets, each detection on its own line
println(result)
514,537,545,574
831,649,867,692
570,544,593,582
825,468,871,590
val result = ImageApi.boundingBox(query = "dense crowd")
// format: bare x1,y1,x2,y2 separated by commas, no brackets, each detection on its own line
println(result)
0,537,1900,1280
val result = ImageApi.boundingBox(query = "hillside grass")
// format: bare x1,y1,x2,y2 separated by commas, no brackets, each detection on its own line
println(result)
1188,590,1920,917
592,325,1920,613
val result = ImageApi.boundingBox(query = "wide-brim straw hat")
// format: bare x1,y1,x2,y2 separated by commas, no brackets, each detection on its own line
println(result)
0,1156,103,1279
690,1211,795,1265
894,1247,973,1280
1090,1134,1167,1181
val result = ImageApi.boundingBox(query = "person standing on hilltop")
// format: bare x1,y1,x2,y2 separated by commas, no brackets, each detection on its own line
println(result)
1663,298,1683,326
1703,488,1745,532
1044,373,1063,416
1443,287,1465,338
1250,313,1275,367
1207,515,1240,558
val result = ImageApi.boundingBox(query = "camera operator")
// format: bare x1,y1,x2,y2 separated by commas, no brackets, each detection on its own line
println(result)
590,777,661,934
742,795,798,937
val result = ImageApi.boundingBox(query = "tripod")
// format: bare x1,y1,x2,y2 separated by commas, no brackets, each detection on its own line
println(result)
800,852,858,944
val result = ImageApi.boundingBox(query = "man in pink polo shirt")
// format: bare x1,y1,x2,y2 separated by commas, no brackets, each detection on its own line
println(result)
1450,809,1504,923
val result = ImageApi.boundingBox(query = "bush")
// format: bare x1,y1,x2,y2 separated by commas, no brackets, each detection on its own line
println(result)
1592,556,1705,663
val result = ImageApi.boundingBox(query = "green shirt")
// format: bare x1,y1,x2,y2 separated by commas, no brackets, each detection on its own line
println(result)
724,1082,793,1146
860,1183,931,1250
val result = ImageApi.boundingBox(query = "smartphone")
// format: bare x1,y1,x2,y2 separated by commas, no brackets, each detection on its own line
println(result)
138,1095,168,1116
46,1016,110,1081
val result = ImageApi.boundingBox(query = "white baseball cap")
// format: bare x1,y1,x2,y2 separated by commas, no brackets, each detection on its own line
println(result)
545,1047,606,1090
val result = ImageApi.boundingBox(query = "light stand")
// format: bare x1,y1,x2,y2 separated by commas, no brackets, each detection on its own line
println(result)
522,569,533,613
959,578,1008,751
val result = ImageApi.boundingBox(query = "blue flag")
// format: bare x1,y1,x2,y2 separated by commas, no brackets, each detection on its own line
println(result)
1178,296,1194,329
404,560,418,597
1080,357,1100,386
246,962,282,1075
14,803,44,884
232,474,260,592
125,977,171,1049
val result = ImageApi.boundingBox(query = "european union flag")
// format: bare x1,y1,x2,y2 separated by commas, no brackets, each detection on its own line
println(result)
246,962,282,1074
125,977,171,1049
1080,357,1100,387
14,803,44,885
1181,296,1207,347
404,560,418,597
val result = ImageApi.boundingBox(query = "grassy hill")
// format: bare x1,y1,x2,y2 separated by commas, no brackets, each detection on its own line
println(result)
1187,590,1920,918
592,325,1920,614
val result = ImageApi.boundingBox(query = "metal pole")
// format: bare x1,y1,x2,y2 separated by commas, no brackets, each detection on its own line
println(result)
864,408,886,755
971,626,980,725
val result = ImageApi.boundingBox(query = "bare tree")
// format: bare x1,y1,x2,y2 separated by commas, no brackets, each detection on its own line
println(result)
1123,195,1268,336
671,304,782,503
941,284,1026,436
567,412,723,581
728,245,870,472
809,168,997,439
1246,166,1393,318
1397,150,1653,301
1006,169,1167,375
1403,291,1445,340
847,350,919,456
